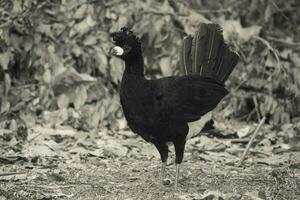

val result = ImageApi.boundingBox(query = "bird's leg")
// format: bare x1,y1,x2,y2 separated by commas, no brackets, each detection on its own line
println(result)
154,143,169,184
175,163,180,189
161,161,167,183
174,140,186,190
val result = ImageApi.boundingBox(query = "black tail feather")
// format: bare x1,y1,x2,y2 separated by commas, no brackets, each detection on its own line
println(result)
191,25,208,74
216,48,239,82
180,35,193,74
179,23,239,83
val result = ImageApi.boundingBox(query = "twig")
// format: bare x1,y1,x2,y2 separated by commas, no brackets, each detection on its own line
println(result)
230,139,251,143
270,0,291,25
222,78,248,101
253,36,281,68
43,142,56,152
177,0,231,14
241,109,255,121
14,181,112,193
28,132,42,143
238,116,266,166
0,172,26,176
233,79,248,92
229,149,270,156
142,10,187,17
252,96,261,121
196,8,231,14
246,109,255,122
104,0,128,7
266,36,300,48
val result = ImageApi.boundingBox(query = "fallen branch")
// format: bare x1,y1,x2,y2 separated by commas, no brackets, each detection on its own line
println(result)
230,139,251,144
0,172,26,177
196,8,231,14
252,96,261,121
238,116,266,166
142,10,187,17
266,36,300,48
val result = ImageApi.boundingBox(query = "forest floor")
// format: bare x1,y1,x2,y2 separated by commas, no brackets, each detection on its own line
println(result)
0,119,300,200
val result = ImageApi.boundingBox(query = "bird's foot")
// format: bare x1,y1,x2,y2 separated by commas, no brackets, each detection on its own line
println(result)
162,178,171,185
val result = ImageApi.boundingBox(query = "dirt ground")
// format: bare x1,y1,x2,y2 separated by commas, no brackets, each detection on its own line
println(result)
0,121,300,200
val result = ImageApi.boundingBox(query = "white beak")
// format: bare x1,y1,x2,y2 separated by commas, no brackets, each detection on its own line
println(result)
111,46,124,56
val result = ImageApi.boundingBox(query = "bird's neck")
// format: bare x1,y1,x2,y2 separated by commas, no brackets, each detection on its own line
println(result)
120,53,145,104
124,54,144,77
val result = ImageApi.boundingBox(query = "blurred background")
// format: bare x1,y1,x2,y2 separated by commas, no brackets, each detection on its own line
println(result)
0,0,299,132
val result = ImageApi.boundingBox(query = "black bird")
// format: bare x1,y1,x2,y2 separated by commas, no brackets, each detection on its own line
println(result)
110,24,239,189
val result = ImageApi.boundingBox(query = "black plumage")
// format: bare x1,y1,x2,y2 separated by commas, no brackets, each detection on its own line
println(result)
110,23,239,189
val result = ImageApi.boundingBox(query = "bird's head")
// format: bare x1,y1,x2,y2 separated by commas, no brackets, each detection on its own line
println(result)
110,27,142,60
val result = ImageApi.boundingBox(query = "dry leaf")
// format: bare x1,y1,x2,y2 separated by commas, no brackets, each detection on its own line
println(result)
70,15,96,37
73,85,87,109
73,4,88,19
43,67,52,84
237,126,252,138
20,112,36,128
111,15,129,32
94,47,108,75
83,35,98,46
109,57,124,84
23,144,56,157
159,56,173,76
104,140,128,157
36,24,54,38
221,20,261,42
57,94,70,109
0,52,10,70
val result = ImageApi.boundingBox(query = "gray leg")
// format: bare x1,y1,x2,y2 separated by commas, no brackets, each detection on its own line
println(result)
154,143,169,185
175,163,180,189
174,139,186,189
161,161,167,184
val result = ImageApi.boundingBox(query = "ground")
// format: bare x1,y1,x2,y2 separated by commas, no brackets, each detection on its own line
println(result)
0,119,299,200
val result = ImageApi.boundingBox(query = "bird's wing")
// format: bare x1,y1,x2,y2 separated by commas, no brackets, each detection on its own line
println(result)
153,75,228,122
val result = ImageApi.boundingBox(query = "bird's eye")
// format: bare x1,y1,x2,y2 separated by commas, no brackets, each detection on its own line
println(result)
123,45,132,53
110,32,117,41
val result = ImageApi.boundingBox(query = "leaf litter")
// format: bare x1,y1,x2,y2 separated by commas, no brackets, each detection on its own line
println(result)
0,118,299,200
